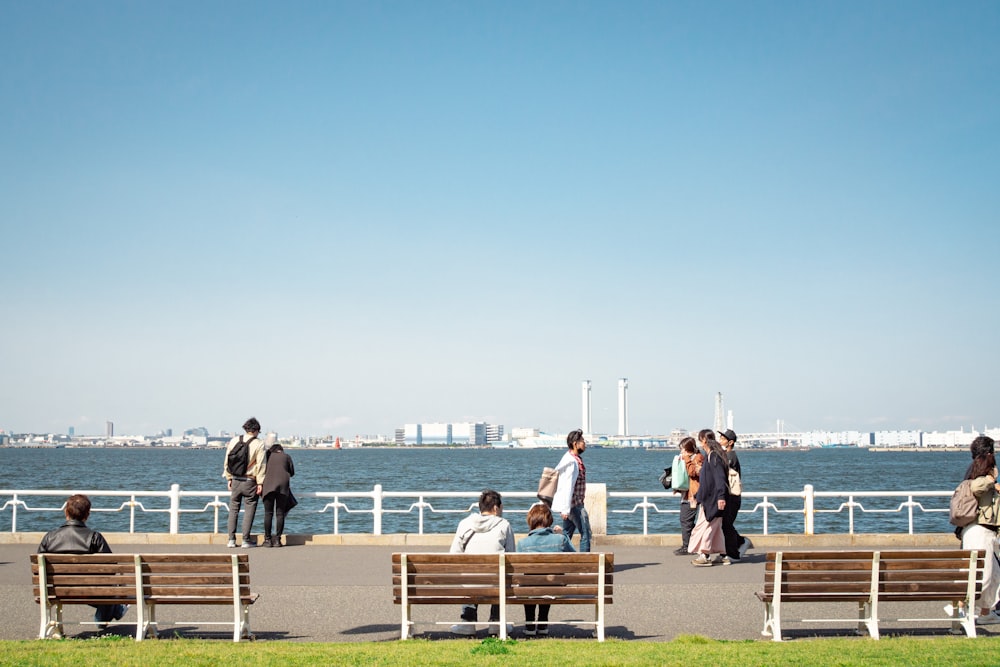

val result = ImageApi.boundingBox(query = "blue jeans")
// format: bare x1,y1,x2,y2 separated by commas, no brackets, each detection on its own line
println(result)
562,505,592,552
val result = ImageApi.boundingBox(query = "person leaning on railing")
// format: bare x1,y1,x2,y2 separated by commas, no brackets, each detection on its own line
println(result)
959,435,1000,625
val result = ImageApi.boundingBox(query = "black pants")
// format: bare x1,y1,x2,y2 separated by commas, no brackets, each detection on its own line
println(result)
263,492,289,538
679,499,697,550
722,494,745,559
524,604,550,625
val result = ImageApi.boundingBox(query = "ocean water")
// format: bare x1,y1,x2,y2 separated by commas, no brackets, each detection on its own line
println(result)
0,446,969,536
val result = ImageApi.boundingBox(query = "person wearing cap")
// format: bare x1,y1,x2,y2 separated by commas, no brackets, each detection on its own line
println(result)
718,429,752,561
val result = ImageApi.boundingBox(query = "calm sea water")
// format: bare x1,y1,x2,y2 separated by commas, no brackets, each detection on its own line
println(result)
0,446,969,536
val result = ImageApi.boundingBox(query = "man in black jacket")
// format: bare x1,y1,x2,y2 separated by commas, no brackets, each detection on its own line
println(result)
38,494,128,630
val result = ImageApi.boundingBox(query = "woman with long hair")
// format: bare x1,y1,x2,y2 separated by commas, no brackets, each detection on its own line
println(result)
960,436,1000,624
688,429,728,566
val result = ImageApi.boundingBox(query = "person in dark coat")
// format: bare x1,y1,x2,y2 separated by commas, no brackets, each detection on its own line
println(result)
38,494,129,630
261,443,296,547
688,430,728,566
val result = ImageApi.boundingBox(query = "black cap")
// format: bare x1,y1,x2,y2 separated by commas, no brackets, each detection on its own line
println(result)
718,429,738,443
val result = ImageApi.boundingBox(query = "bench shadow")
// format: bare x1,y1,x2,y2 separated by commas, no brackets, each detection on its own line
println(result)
612,562,657,572
86,626,293,641
341,624,402,635
776,625,986,641
409,625,643,641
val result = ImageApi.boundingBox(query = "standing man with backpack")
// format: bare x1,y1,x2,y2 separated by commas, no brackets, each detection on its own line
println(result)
224,417,268,548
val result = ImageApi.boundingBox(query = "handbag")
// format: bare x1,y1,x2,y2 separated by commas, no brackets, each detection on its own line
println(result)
658,467,672,490
671,454,690,491
727,467,743,496
537,467,559,505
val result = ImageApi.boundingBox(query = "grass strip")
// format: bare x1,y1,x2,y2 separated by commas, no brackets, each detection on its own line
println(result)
4,635,1000,667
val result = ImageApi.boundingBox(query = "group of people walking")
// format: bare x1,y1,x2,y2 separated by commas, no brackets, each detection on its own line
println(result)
674,429,752,566
223,417,297,548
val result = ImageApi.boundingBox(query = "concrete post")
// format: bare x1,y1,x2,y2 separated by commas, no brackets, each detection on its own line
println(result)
586,483,607,536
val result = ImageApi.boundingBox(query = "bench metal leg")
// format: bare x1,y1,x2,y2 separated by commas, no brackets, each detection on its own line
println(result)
239,603,253,641
401,604,411,640
40,602,63,639
761,601,781,641
859,600,878,639
143,603,158,640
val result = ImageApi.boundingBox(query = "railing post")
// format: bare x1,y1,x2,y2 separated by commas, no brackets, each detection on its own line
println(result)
804,484,815,535
848,494,855,534
908,494,915,534
130,494,136,533
168,484,181,534
418,495,425,535
373,484,383,536
11,493,17,533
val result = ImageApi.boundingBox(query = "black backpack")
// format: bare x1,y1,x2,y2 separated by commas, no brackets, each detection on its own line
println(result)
227,436,253,477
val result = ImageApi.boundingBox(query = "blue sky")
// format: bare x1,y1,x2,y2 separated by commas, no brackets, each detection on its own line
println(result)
2,1,998,438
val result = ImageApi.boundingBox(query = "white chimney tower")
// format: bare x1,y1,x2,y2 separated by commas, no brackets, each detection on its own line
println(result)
618,378,629,436
714,392,725,433
581,380,592,435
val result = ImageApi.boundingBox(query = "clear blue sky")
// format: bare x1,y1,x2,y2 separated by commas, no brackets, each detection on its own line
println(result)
2,1,998,438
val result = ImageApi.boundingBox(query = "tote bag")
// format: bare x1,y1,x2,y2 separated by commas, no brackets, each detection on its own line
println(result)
537,467,559,505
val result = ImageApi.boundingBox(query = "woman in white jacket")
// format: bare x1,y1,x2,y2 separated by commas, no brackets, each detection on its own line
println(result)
551,429,591,552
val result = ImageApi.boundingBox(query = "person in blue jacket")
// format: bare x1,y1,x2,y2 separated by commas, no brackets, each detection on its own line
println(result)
517,502,575,636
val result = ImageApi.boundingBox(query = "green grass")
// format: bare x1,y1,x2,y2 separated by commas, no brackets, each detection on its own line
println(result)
4,635,1000,667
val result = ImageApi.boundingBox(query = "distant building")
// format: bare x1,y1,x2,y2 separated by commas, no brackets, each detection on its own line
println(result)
922,430,979,448
106,421,114,438
873,430,922,448
401,422,500,446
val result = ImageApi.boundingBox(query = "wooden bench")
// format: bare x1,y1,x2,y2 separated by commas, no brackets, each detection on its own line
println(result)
31,553,258,642
392,552,614,640
756,549,983,640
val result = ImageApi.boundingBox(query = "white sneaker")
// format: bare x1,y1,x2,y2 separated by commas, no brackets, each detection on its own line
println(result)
227,539,237,548
450,623,476,636
718,555,732,566
944,603,967,618
691,554,713,567
976,611,1000,625
739,538,753,559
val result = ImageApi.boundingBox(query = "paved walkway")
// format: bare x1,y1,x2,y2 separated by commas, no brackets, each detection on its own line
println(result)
2,538,989,642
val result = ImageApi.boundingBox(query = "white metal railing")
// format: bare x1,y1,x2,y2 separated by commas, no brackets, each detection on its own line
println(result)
0,485,954,536
610,486,953,536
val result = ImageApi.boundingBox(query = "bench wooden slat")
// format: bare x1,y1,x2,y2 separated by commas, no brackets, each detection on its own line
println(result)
393,551,612,641
757,549,982,641
32,553,256,642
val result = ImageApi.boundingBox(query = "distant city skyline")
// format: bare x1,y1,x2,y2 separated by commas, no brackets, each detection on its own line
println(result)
2,3,998,438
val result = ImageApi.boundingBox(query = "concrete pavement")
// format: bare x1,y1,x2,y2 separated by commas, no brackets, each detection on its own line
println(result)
1,532,987,643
